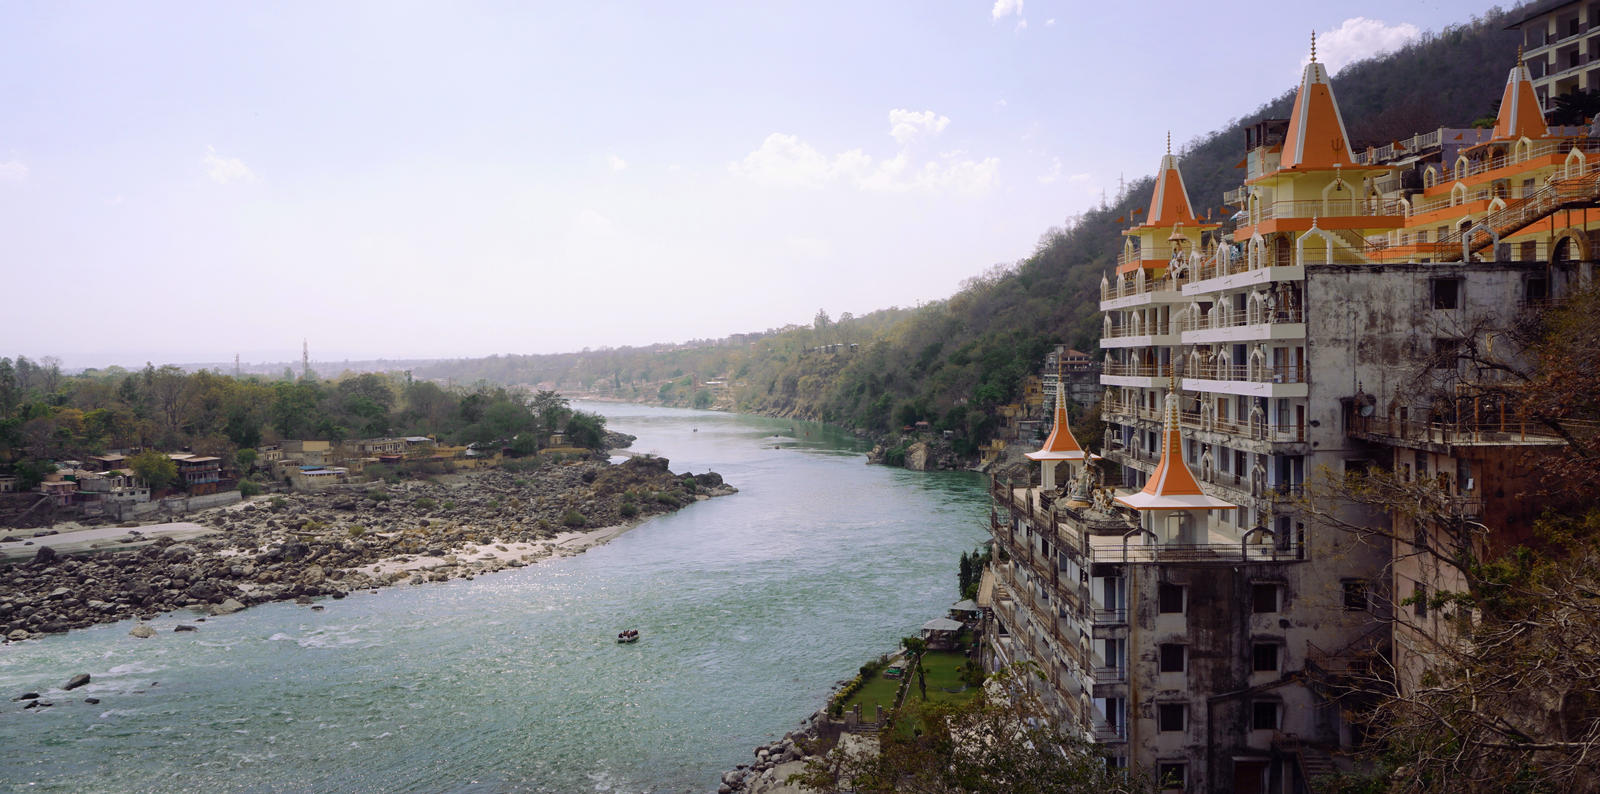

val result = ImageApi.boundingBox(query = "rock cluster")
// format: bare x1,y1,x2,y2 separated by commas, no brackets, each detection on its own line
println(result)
0,455,732,642
720,733,806,794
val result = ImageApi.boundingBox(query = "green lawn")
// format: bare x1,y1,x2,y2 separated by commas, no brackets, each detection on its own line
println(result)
842,668,904,721
906,651,979,705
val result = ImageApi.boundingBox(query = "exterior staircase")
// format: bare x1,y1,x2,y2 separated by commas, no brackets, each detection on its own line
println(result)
1296,745,1337,791
1434,168,1600,261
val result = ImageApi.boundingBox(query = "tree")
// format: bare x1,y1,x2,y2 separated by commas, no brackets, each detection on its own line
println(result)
563,410,607,450
128,449,178,491
235,447,258,475
792,664,1152,794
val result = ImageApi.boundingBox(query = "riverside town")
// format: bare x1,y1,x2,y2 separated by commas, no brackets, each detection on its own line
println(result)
3,3,1600,793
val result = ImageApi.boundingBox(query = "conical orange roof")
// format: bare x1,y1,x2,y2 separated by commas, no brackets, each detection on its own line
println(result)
1280,48,1356,171
1026,383,1094,462
1144,152,1203,228
1492,58,1549,142
1116,389,1235,511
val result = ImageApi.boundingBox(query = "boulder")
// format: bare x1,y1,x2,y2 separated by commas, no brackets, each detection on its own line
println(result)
160,544,197,562
211,598,246,616
63,673,90,691
128,623,156,638
13,692,39,701
173,624,197,632
30,546,57,566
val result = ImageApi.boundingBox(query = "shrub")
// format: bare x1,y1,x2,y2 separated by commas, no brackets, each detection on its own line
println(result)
619,502,640,518
562,510,587,528
238,480,263,498
270,496,287,510
442,500,456,510
365,489,392,502
348,525,367,538
413,497,437,510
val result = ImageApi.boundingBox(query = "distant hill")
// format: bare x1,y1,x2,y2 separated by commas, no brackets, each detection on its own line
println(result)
416,6,1525,453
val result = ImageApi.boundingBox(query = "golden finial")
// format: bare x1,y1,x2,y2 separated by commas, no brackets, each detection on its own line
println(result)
1310,31,1317,63
1166,131,1171,156
1518,43,1525,66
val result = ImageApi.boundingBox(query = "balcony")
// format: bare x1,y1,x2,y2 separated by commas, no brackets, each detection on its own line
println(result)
1092,607,1128,625
1092,665,1127,684
1183,363,1306,384
1347,411,1567,449
1180,309,1306,345
1085,539,1304,564
1092,722,1128,743
1240,198,1407,228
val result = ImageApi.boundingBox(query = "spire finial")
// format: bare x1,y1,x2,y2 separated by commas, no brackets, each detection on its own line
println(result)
1518,43,1525,66
1166,131,1171,156
1310,30,1317,62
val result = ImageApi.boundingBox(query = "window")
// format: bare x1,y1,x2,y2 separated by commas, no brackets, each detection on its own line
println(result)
1158,703,1187,732
1252,642,1280,673
1251,700,1281,731
1414,582,1428,618
1431,278,1461,309
1159,643,1186,673
1432,338,1460,368
1159,583,1186,614
1343,580,1369,611
1526,276,1549,304
1251,583,1281,613
1157,762,1187,791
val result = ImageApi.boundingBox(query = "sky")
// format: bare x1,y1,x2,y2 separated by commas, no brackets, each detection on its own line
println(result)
0,0,1507,369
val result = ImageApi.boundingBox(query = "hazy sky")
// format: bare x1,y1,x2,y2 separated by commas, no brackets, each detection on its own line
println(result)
1,0,1504,368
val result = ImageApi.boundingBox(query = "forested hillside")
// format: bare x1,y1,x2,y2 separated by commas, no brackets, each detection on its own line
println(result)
417,8,1523,453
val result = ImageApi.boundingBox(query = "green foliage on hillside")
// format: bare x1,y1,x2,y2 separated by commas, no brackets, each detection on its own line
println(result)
413,9,1522,449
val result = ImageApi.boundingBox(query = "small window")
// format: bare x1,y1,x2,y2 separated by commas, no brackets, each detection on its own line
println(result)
1158,703,1187,732
1251,583,1281,613
1414,582,1428,618
1157,762,1187,791
1526,277,1549,304
1251,700,1281,731
1159,643,1186,673
1159,583,1186,614
1432,338,1460,368
1343,580,1369,611
1431,278,1461,309
1252,643,1280,672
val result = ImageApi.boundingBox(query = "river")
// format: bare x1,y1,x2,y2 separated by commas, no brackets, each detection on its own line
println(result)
0,404,989,793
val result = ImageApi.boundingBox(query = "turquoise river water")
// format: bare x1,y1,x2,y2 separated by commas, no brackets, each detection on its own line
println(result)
0,404,990,793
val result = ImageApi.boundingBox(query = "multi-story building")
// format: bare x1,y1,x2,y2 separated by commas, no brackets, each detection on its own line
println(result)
984,41,1588,793
1506,0,1600,107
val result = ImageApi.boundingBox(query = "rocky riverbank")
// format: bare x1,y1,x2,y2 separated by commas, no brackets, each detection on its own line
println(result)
0,455,733,643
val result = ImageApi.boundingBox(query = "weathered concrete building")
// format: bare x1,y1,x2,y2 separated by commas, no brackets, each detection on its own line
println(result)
985,40,1588,793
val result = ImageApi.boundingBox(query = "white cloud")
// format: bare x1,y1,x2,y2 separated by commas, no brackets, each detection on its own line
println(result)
888,109,950,145
731,133,865,189
991,0,1022,20
0,159,27,182
608,154,628,172
1045,18,1056,27
1015,18,1028,32
1037,156,1063,184
203,146,255,184
1312,17,1421,74
574,208,619,238
731,129,997,197
994,99,1008,110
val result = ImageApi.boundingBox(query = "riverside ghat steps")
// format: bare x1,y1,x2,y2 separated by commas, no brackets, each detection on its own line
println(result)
0,454,734,643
